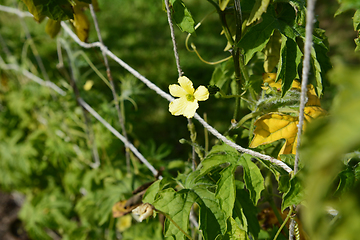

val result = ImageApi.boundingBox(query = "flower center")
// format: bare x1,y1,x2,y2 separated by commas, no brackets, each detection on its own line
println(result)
186,94,195,102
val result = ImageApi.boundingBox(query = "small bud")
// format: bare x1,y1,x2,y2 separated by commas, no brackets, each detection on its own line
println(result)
207,85,220,95
132,203,154,222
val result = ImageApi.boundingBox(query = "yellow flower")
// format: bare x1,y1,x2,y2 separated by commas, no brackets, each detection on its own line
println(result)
169,76,209,118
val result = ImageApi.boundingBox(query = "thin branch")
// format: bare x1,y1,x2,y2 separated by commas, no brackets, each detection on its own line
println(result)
295,0,317,174
89,4,131,173
291,1,317,239
0,4,32,18
78,98,160,178
194,113,292,173
164,0,183,77
0,57,66,96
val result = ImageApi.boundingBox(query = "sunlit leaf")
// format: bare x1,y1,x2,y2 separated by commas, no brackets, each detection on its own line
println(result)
250,112,299,156
72,5,90,42
247,0,270,26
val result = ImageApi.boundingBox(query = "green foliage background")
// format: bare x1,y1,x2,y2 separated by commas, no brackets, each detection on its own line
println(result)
1,0,360,239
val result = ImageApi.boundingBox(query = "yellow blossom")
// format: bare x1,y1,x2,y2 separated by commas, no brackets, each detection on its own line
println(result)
169,76,209,118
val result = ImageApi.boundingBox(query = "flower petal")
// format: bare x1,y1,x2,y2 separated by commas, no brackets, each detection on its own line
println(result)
178,76,194,94
182,100,199,118
194,86,209,101
169,97,188,116
169,84,187,97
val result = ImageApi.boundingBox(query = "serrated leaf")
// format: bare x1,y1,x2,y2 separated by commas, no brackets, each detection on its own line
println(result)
233,182,260,238
239,154,265,205
264,29,282,72
216,165,236,219
281,175,303,211
222,217,248,240
193,185,227,239
238,13,275,64
247,0,270,26
45,19,61,38
152,189,195,240
250,112,299,156
169,0,195,34
276,35,302,95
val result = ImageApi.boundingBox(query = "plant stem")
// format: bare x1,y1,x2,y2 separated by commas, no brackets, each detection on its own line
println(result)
274,206,293,240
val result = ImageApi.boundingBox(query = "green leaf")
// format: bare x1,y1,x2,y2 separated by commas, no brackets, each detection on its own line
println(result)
281,175,303,211
247,0,271,26
239,154,265,205
221,217,248,240
192,184,227,239
152,188,196,240
198,143,241,177
210,59,234,95
169,0,195,34
354,10,360,31
216,165,237,219
233,182,260,238
238,14,275,64
335,168,356,195
335,0,360,15
238,4,300,65
143,177,176,204
276,34,302,95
